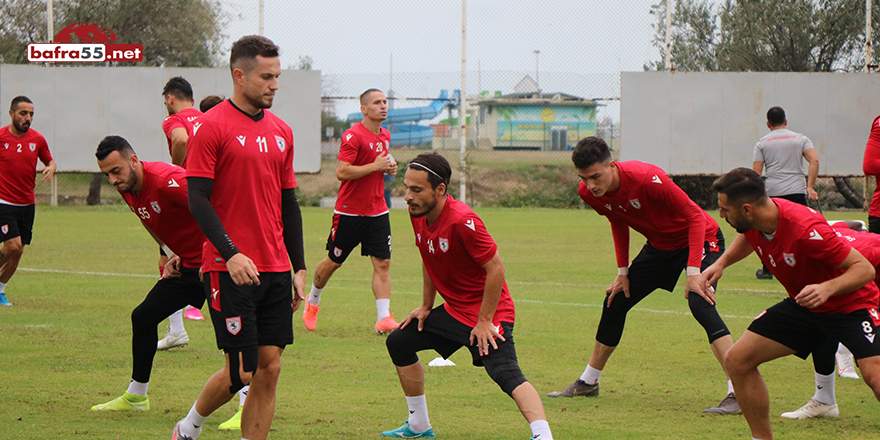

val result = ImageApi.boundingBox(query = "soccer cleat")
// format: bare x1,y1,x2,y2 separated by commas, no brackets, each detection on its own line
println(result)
218,406,242,431
780,399,839,419
755,269,774,280
381,421,435,438
157,328,189,350
171,419,200,440
0,292,10,306
702,393,741,415
546,380,599,398
303,303,320,331
837,351,860,379
90,391,150,411
375,314,400,334
184,307,205,321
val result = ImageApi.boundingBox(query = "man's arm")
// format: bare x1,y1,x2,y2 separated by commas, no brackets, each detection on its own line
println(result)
400,262,438,332
281,188,307,311
796,248,876,309
335,154,393,181
803,147,819,201
471,251,506,356
39,160,57,182
169,128,189,166
700,233,754,288
752,161,764,175
605,220,632,306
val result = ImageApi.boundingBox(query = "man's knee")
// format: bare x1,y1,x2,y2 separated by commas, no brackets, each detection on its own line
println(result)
485,357,528,397
2,240,23,258
386,329,419,367
724,345,756,378
227,347,259,393
372,258,390,273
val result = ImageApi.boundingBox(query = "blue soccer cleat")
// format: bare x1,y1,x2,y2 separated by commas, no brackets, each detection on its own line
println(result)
0,293,11,306
381,421,435,438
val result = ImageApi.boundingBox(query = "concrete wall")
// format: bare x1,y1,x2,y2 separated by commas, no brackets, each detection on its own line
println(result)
0,64,320,173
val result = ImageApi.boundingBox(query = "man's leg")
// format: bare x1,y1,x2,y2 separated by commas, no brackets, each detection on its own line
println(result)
856,355,880,402
303,257,342,331
725,331,796,440
511,382,553,440
0,236,24,298
175,354,242,439
241,345,284,440
371,257,399,332
779,337,839,419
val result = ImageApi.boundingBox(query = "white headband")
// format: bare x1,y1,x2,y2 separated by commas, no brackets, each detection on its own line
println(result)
409,162,443,180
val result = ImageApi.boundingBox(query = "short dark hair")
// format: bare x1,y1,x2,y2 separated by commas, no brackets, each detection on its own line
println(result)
409,152,452,190
230,35,280,74
162,76,193,101
95,135,136,161
10,96,32,111
712,168,767,206
199,94,225,113
360,88,383,105
767,106,785,126
571,136,612,169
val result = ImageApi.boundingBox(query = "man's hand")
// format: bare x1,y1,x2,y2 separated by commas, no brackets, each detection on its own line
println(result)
470,320,505,356
372,153,393,173
226,253,260,286
605,274,630,307
699,263,724,291
39,161,57,182
162,255,182,279
400,305,432,331
386,160,398,176
685,274,716,305
807,188,819,201
291,269,307,312
795,284,834,309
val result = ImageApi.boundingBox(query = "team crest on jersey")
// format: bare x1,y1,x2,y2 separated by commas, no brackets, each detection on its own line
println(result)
226,316,242,335
150,201,161,213
275,135,286,152
783,252,795,267
629,199,641,209
236,135,246,146
333,247,342,257
439,238,449,253
193,122,202,135
0,224,7,235
29,143,36,152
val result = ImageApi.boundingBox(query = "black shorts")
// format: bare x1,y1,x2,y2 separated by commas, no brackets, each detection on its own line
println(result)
390,305,517,368
146,266,206,310
748,297,880,360
0,204,35,245
869,215,880,234
204,271,293,351
629,229,724,293
325,213,391,263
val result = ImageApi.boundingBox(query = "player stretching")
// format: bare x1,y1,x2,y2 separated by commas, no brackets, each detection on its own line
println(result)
704,167,880,440
0,96,56,306
548,136,738,415
305,88,398,333
172,35,306,440
91,136,207,412
381,152,553,440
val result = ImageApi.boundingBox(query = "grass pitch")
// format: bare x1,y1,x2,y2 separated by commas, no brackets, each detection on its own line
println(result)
2,206,880,439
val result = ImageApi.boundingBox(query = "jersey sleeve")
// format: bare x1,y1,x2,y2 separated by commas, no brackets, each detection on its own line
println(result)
37,136,52,165
185,120,221,180
157,169,190,210
282,124,296,189
642,170,706,267
162,115,184,140
457,214,498,266
801,221,852,269
801,134,814,152
338,130,360,164
752,141,764,163
609,220,631,269
864,118,880,176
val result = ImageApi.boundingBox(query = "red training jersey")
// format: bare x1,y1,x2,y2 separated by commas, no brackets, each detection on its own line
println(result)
831,224,880,286
411,195,516,329
863,115,880,217
0,126,52,205
743,199,879,314
578,161,720,268
186,100,296,272
162,107,202,169
335,122,391,216
120,161,205,268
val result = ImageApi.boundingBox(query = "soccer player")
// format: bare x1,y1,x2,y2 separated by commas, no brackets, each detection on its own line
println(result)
199,95,225,113
752,106,818,280
863,114,880,233
172,35,306,440
703,168,880,440
304,88,398,333
91,135,207,412
547,136,738,415
382,152,554,440
0,96,56,306
777,222,880,419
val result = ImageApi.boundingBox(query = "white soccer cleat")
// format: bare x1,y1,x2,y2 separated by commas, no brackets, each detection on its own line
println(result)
157,327,189,350
781,399,839,419
836,351,859,379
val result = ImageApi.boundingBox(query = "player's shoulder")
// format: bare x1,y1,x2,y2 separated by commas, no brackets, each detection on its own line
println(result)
263,109,292,129
24,128,47,143
776,199,826,237
342,123,365,141
143,161,185,181
445,197,482,227
619,160,668,186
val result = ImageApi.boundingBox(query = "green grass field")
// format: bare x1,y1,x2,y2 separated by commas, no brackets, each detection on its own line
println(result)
2,206,880,439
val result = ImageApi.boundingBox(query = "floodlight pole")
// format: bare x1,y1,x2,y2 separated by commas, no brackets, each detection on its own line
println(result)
460,0,468,203
868,0,873,72
665,0,674,71
47,0,54,42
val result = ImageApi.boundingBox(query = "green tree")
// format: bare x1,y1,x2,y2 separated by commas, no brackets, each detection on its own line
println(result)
0,0,225,66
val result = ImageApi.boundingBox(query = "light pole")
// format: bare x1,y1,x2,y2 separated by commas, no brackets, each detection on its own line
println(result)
533,50,541,97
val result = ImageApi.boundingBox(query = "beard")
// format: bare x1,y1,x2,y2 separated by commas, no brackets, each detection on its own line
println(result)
13,120,30,133
244,89,273,110
408,198,438,218
115,165,139,193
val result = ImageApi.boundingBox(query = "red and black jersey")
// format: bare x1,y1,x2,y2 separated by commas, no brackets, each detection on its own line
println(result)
335,122,391,216
162,107,202,168
186,100,296,272
411,195,516,329
0,126,52,205
120,161,204,268
744,199,879,314
579,161,720,269
863,115,880,217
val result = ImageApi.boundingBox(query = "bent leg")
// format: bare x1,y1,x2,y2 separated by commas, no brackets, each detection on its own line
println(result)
313,257,341,289
0,236,24,284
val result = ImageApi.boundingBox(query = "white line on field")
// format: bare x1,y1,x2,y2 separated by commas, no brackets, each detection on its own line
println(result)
20,267,768,320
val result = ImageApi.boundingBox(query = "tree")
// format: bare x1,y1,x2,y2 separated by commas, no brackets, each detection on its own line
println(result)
0,0,225,66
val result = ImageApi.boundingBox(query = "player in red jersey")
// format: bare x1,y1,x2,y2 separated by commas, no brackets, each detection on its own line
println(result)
547,137,738,414
304,88,399,333
381,152,553,440
863,115,880,233
703,168,880,440
172,35,306,440
90,136,207,412
0,96,56,306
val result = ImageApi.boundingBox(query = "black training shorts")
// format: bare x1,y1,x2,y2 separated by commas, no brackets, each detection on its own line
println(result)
325,213,391,263
205,271,293,351
0,204,35,245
